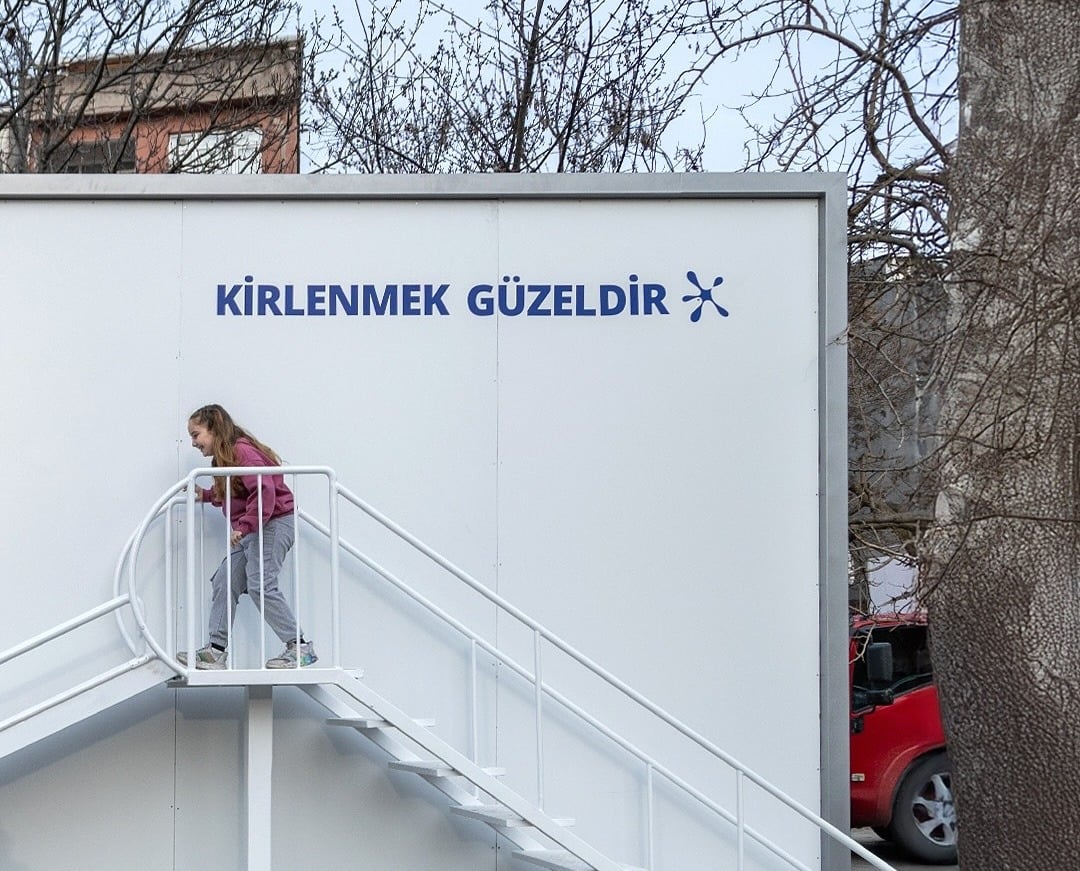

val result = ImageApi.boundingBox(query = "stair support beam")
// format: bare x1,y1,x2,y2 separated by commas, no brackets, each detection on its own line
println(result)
0,654,153,736
245,686,274,871
534,629,545,810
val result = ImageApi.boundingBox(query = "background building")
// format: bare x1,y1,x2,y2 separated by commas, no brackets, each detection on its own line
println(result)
15,39,300,173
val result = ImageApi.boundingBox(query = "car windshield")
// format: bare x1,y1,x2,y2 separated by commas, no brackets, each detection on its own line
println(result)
852,623,934,710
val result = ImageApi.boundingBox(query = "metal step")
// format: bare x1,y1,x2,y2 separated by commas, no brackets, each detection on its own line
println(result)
309,676,623,870
451,804,532,828
326,716,436,729
389,759,506,778
451,804,574,829
513,849,593,871
513,853,645,871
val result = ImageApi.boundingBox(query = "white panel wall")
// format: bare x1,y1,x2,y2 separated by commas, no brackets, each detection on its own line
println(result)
491,198,823,866
0,200,182,718
0,177,843,871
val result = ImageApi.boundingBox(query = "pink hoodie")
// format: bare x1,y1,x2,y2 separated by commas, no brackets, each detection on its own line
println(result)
199,438,295,535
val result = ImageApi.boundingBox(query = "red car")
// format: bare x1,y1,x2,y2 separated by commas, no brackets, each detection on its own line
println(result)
849,613,958,864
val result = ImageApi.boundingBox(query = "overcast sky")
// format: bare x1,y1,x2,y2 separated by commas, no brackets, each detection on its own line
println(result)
300,0,776,172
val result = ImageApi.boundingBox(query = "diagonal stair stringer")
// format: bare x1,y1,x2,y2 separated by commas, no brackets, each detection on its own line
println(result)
0,655,179,761
301,670,632,871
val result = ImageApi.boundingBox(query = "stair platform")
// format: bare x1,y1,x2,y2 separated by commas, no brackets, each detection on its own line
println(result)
170,667,348,687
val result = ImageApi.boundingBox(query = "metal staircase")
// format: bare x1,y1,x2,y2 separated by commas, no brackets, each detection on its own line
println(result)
0,465,897,871
299,669,639,871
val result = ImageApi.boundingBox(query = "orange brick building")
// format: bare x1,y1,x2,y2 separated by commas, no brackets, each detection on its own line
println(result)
28,39,300,174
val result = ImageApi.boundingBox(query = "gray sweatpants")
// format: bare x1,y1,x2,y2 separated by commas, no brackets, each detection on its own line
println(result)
208,514,304,648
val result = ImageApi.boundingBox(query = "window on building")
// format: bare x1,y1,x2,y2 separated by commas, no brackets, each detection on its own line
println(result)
54,137,137,173
169,128,264,174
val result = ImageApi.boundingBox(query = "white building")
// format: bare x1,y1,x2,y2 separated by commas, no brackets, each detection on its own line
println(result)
0,174,852,871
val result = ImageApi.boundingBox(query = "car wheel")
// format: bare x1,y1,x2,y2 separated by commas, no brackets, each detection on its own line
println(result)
888,751,958,864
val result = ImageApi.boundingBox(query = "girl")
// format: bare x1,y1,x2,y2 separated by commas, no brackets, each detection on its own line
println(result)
178,404,317,669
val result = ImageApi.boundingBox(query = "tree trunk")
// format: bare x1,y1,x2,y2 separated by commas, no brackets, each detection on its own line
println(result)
927,1,1080,868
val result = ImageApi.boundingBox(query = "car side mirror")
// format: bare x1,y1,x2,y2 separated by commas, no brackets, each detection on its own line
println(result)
865,642,895,706
867,641,893,684
864,639,898,708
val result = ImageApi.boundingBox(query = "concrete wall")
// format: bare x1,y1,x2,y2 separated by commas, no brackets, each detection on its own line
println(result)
0,174,847,871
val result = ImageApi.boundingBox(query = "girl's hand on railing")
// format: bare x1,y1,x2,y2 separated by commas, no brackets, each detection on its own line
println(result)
230,528,244,546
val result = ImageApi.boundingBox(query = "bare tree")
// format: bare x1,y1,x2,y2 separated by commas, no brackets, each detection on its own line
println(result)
0,0,300,173
695,1,1080,868
690,1,956,597
304,0,711,173
925,1,1080,868
848,255,947,609
300,0,955,597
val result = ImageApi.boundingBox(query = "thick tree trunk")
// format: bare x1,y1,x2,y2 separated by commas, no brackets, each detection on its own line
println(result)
927,1,1080,868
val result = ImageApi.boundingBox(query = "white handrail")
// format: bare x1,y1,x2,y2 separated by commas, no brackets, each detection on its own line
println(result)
113,494,186,657
124,465,338,674
0,655,154,735
1,466,896,871
298,490,898,871
0,595,131,667
0,495,187,742
126,478,190,673
329,484,894,870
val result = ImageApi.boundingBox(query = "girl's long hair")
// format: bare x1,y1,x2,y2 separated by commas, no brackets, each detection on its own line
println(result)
188,404,281,501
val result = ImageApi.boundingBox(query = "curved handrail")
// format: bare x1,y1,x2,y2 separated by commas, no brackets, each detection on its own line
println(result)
112,493,186,657
125,478,190,674
125,465,339,674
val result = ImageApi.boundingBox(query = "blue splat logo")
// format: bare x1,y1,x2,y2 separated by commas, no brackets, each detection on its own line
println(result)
682,271,729,322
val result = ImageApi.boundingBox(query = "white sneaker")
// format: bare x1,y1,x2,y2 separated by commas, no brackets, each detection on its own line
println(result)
177,645,228,670
265,640,317,669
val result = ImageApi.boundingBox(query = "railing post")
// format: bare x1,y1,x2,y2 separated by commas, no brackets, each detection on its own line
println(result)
736,768,745,871
185,480,197,668
646,763,655,871
164,501,173,657
197,498,205,654
470,640,479,765
328,473,341,667
534,629,544,809
291,475,302,657
257,474,266,668
225,485,233,667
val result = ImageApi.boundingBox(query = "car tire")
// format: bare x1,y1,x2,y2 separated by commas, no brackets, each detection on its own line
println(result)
888,751,958,864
